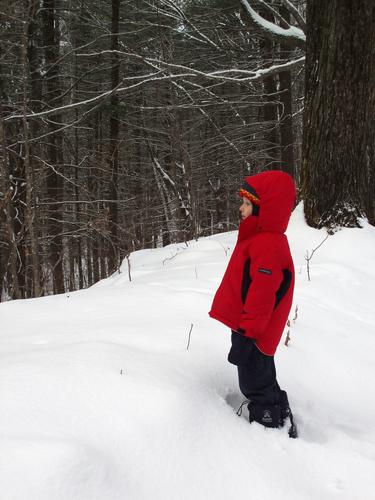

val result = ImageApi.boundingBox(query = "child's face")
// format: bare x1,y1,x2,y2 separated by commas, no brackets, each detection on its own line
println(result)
239,197,253,220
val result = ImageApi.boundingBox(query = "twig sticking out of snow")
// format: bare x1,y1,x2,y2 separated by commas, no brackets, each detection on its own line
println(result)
126,254,131,282
186,323,194,350
305,234,329,281
284,305,298,346
293,305,298,322
216,241,230,257
162,246,187,266
284,322,291,346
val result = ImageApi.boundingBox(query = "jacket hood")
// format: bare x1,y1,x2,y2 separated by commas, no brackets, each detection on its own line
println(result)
241,170,296,234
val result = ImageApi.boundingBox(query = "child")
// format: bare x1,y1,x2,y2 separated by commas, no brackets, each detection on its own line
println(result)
209,170,297,437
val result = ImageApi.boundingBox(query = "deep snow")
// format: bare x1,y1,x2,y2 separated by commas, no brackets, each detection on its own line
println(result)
1,203,375,500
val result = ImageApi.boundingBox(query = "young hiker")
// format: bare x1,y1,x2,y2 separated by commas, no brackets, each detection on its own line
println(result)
209,170,297,437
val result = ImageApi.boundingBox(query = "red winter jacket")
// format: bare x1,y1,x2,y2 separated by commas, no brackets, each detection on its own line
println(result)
209,170,296,356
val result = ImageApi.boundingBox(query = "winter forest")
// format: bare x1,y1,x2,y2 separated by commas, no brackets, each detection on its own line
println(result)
0,0,374,301
1,2,375,499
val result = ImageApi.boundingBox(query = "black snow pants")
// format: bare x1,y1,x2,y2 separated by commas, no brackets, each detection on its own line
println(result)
228,330,281,405
228,330,297,436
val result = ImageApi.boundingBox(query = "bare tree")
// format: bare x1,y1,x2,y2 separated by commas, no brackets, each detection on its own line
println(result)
0,0,308,300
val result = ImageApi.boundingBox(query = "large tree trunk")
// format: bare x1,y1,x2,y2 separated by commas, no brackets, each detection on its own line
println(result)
301,0,375,229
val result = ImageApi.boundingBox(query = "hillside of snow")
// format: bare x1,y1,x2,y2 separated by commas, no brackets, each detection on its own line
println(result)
1,203,375,500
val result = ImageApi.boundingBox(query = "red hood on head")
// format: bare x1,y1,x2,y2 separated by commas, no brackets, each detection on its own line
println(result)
243,170,296,234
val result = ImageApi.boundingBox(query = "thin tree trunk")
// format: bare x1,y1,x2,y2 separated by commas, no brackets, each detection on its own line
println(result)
260,10,279,165
0,114,22,300
278,6,295,178
42,0,65,293
22,0,41,297
108,0,120,273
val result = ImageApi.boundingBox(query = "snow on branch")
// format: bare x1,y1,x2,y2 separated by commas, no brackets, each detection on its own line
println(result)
252,0,292,29
5,50,305,123
207,56,305,79
152,157,176,188
137,51,305,83
279,0,307,32
240,0,306,42
4,71,191,122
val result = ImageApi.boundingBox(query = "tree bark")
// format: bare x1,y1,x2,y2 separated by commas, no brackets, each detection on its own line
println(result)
301,0,375,229
42,0,65,293
0,115,22,300
22,0,41,297
278,6,295,179
259,9,279,166
107,0,120,273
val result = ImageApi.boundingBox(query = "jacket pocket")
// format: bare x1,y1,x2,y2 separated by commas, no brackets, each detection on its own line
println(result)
228,330,256,367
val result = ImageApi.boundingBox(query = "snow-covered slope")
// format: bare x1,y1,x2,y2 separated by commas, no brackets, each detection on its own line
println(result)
1,204,375,500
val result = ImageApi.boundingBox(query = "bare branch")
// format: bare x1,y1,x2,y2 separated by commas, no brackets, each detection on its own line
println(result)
6,49,304,126
305,234,329,281
5,70,165,121
279,0,307,32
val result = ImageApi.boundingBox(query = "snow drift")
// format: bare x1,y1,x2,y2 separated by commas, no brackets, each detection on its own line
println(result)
1,204,375,500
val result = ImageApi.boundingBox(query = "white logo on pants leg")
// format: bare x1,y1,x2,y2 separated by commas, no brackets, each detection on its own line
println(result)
262,410,273,424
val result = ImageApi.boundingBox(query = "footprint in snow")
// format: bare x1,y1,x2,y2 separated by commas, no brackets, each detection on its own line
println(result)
224,391,249,419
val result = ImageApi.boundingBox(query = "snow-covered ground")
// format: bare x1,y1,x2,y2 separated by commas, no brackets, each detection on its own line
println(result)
1,203,375,500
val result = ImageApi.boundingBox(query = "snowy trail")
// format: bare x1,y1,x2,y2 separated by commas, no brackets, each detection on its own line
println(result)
1,204,375,500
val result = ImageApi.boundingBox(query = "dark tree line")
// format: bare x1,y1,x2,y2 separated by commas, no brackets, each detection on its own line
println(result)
0,0,373,301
